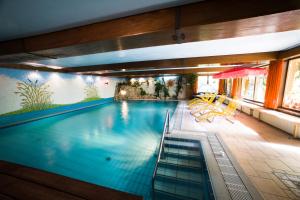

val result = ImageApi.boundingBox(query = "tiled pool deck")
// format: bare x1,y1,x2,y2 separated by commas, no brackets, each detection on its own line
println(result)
170,101,300,200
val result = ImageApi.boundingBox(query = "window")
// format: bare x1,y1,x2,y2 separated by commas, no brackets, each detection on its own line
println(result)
241,74,267,102
197,76,219,93
254,75,267,102
282,58,300,111
226,79,232,97
242,76,255,100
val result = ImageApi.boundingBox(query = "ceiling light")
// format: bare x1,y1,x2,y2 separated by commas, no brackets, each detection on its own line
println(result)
122,69,126,71
197,64,221,68
24,62,44,67
24,62,63,69
197,72,218,75
47,65,63,69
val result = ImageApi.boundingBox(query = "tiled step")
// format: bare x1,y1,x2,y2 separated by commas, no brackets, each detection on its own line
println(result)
153,176,203,200
164,147,200,158
165,137,200,143
156,164,203,183
164,152,201,161
164,140,200,150
159,155,202,169
154,191,188,200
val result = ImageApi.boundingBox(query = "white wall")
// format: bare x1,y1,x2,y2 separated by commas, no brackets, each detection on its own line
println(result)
0,75,22,114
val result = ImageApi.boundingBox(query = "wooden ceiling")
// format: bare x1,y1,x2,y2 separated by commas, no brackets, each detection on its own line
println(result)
0,0,300,77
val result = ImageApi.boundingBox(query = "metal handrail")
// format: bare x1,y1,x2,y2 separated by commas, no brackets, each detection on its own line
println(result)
152,110,170,198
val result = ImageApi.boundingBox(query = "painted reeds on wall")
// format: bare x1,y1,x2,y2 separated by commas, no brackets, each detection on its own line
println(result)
15,79,53,112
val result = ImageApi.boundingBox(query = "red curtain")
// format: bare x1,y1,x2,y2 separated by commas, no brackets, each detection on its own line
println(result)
218,79,226,94
214,67,267,79
264,60,284,109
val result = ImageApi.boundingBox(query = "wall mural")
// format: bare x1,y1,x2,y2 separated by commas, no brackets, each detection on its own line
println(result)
15,77,53,113
115,75,194,100
0,68,119,116
84,77,101,102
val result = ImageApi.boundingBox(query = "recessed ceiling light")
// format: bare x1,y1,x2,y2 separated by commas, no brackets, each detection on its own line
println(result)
47,65,63,69
197,64,221,68
24,62,62,69
24,62,44,67
197,72,218,75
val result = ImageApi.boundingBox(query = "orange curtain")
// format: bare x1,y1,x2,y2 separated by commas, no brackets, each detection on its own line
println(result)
218,79,226,94
264,60,284,109
192,77,198,94
230,78,242,98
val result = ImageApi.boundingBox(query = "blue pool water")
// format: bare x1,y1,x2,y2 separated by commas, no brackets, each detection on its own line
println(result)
0,101,177,199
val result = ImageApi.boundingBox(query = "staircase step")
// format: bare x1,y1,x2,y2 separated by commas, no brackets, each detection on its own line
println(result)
159,155,202,169
164,147,200,158
154,190,188,200
164,140,200,150
165,152,201,161
156,165,203,183
165,137,199,143
154,177,204,200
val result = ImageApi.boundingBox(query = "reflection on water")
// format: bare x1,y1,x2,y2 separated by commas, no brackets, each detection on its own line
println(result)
121,101,129,123
106,115,113,128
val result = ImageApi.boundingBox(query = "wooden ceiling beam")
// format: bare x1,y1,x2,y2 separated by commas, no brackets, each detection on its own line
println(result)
0,0,299,63
277,45,300,60
96,67,231,77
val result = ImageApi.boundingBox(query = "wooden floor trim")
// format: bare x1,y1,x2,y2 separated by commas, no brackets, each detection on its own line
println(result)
0,160,142,200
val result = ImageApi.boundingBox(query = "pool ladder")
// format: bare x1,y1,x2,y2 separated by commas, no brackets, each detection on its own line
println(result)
152,110,169,199
151,111,214,200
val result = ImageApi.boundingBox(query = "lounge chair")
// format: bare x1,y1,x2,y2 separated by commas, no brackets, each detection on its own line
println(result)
188,93,216,110
188,98,201,105
191,95,226,116
195,100,238,123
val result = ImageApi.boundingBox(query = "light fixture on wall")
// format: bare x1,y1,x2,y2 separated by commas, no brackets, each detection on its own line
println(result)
163,76,177,81
120,90,127,96
122,69,126,72
27,71,41,81
139,78,145,83
130,78,136,83
50,73,60,80
86,76,94,83
76,75,83,80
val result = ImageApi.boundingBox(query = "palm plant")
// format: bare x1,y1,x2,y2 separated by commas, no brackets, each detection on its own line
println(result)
154,80,163,97
175,76,183,98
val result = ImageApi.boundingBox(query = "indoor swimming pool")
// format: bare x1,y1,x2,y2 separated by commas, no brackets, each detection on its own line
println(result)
0,101,178,199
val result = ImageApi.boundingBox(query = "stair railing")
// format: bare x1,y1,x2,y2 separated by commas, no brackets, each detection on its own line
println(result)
152,110,170,198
